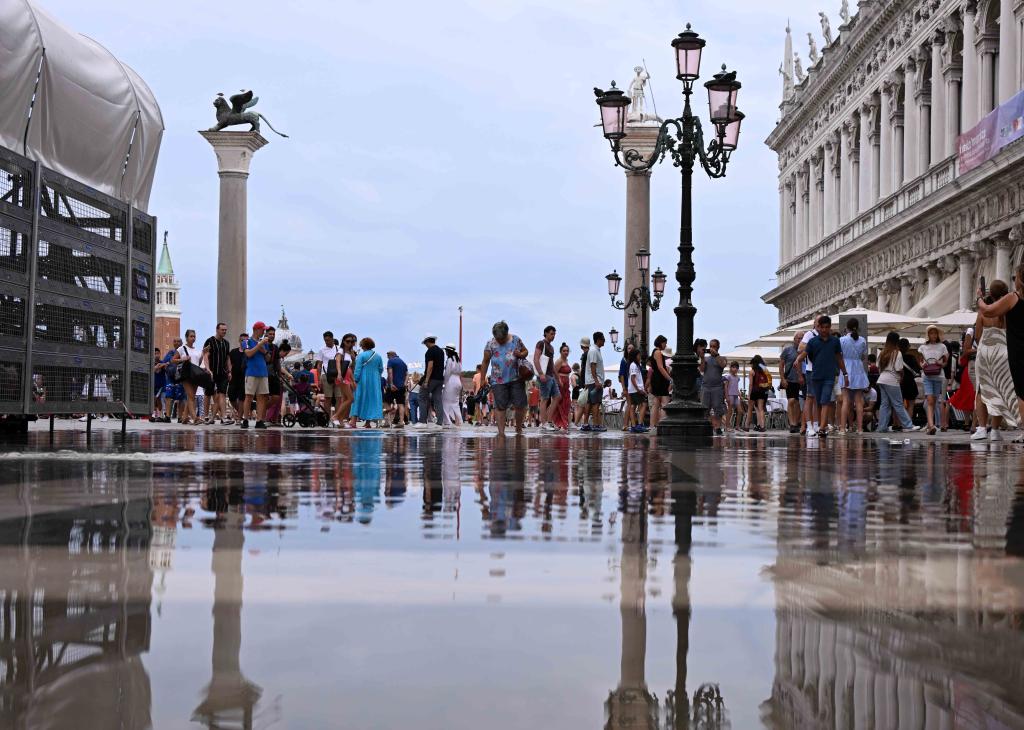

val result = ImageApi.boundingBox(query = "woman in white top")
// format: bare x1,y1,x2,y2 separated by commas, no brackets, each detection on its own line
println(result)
173,329,205,425
441,344,464,425
875,331,921,432
627,349,648,433
917,325,949,435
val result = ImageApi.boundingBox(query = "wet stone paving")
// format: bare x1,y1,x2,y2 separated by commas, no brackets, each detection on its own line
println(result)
1,429,1023,729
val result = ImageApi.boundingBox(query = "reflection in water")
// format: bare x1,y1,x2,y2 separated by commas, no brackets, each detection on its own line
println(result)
0,459,154,729
0,433,1022,728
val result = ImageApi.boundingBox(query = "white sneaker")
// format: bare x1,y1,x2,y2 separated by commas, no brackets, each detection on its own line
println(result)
971,427,989,441
989,429,1003,442
806,425,817,436
907,425,923,432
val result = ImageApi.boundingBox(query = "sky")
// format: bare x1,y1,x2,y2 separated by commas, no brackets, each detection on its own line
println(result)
41,0,819,364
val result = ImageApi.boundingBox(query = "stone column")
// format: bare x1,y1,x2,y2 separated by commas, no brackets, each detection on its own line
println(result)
880,80,895,197
859,102,874,211
877,280,891,312
981,48,996,114
801,166,811,251
809,150,822,246
944,65,963,157
930,32,946,164
927,262,942,293
958,251,975,310
823,138,837,234
893,115,906,188
199,131,269,339
795,168,807,254
869,103,881,204
961,1,980,129
624,169,652,346
998,0,1019,104
904,56,920,181
778,183,787,263
839,121,853,225
915,267,930,305
993,231,1013,284
788,177,797,258
899,275,914,313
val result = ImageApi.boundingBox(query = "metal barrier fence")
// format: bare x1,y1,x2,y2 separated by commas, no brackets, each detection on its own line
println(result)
0,143,155,416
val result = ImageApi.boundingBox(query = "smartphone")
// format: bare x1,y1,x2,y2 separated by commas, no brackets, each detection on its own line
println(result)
979,275,987,296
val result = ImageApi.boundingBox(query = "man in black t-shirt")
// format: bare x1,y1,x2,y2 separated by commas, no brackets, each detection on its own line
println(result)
228,332,248,421
418,334,446,426
202,322,232,424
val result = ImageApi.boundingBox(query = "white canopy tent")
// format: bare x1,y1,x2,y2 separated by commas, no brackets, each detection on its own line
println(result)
0,0,163,211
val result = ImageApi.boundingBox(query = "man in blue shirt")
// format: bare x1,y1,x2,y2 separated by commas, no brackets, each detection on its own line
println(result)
794,315,847,438
157,338,183,423
386,350,409,427
240,320,272,429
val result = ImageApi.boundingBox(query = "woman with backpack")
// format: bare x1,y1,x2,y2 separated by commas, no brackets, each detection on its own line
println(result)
172,329,209,425
349,337,384,428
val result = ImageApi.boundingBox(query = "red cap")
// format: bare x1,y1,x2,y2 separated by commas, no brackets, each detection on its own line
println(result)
252,321,267,330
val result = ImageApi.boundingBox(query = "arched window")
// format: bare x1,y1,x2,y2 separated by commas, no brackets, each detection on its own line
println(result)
156,291,162,304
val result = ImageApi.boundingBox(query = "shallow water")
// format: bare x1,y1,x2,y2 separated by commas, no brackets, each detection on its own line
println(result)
2,430,1023,729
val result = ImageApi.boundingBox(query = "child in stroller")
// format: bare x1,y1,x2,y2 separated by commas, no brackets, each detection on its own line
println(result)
282,372,329,428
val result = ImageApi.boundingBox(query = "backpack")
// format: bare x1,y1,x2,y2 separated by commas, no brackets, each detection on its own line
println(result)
754,367,771,391
325,346,339,384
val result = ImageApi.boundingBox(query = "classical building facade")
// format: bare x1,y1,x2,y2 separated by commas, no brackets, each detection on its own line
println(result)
154,232,181,354
764,0,1024,326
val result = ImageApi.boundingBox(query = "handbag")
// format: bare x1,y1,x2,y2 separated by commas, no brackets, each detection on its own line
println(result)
517,359,535,382
922,360,943,377
175,346,193,382
326,347,339,384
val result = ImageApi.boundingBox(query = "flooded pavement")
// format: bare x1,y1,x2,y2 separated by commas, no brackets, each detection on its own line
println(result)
1,431,1023,729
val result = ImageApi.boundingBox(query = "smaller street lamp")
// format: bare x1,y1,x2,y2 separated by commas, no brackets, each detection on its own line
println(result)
609,326,622,352
606,270,623,299
595,83,631,141
651,268,667,298
605,252,664,358
635,248,651,275
626,310,638,330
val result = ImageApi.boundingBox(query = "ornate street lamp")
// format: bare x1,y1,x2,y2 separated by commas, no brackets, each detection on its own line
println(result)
594,23,743,445
605,253,664,358
609,326,623,353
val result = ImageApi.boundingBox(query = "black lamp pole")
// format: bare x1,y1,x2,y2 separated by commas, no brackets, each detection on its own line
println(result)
594,24,744,446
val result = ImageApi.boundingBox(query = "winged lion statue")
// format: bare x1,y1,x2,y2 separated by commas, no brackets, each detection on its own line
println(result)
208,90,288,137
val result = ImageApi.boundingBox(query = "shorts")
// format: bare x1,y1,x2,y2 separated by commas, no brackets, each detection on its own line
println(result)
700,386,726,416
922,375,945,397
587,384,602,406
268,377,281,397
491,380,527,411
321,379,344,399
385,386,407,405
785,381,801,400
538,376,560,400
162,382,184,401
228,379,245,402
727,394,740,408
213,372,229,395
750,389,768,403
629,392,646,406
245,376,269,396
808,378,835,405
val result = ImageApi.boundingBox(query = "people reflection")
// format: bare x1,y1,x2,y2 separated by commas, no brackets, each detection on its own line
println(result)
352,434,383,524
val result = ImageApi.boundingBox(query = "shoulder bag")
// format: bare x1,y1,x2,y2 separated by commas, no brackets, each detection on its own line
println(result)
176,346,193,382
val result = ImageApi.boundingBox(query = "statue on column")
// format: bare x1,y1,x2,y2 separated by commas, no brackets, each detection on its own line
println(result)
793,54,806,82
208,90,289,137
779,63,794,100
807,33,819,64
819,12,833,45
839,0,851,25
627,66,653,122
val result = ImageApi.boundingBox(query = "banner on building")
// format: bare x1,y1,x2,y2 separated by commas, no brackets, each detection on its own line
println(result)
957,89,1024,175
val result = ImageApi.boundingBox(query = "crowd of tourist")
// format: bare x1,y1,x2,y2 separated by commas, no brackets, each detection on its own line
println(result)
148,266,1024,440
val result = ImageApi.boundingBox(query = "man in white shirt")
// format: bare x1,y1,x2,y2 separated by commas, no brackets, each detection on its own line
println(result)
583,331,606,432
799,315,822,435
315,330,343,426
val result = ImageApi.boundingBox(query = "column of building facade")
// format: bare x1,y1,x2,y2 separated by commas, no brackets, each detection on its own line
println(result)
899,275,915,312
904,56,920,181
891,68,907,188
879,79,895,197
823,137,837,235
795,166,807,255
998,0,1019,103
787,176,797,261
778,182,787,264
849,117,861,217
802,161,812,249
993,231,1013,283
809,150,823,246
930,31,947,164
927,261,942,292
858,102,874,211
839,121,853,225
867,99,881,204
962,2,980,129
914,268,929,307
980,37,997,115
915,48,932,173
958,250,975,311
943,22,963,158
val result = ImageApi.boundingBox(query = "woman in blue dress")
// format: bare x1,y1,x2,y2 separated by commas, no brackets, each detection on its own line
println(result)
349,337,384,428
839,318,869,433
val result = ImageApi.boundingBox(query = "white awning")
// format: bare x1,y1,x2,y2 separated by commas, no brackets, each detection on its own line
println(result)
0,0,163,211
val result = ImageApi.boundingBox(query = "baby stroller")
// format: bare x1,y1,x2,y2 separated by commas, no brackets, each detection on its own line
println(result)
281,376,329,428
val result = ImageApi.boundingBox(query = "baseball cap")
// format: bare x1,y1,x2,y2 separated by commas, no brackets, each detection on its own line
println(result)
422,334,436,343
579,336,591,347
252,321,267,330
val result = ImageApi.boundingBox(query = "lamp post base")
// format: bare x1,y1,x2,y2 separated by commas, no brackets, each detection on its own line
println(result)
656,399,712,447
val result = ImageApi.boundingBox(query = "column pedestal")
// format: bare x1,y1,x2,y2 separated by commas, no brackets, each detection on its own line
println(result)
958,253,975,311
199,131,269,340
994,235,1012,284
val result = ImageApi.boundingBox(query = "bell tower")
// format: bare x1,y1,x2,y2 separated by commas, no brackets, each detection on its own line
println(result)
154,231,181,354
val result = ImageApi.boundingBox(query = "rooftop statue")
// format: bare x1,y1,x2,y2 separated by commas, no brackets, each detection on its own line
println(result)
839,0,851,25
779,62,794,100
819,12,833,45
208,90,289,137
807,33,819,63
794,54,805,82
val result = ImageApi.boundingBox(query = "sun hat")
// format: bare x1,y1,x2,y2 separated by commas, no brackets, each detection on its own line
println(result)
926,324,943,339
445,343,457,350
579,336,591,347
422,334,436,343
663,347,674,356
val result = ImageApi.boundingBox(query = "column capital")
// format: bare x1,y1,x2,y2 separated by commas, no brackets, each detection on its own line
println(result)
1009,223,1024,244
960,0,977,16
199,131,269,176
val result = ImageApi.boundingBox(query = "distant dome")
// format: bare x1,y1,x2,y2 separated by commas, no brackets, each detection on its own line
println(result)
274,307,304,361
